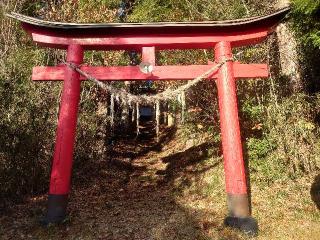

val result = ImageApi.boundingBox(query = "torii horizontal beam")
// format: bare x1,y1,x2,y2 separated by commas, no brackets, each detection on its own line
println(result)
33,63,268,81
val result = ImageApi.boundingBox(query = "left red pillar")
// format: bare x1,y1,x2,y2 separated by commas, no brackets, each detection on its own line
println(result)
44,44,84,224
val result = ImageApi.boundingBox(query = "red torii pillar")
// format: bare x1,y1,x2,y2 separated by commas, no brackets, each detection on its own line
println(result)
215,42,254,231
46,44,84,223
9,7,290,235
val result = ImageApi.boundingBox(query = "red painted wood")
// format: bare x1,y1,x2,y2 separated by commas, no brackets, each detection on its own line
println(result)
26,26,269,50
215,41,247,195
49,44,83,195
32,63,268,81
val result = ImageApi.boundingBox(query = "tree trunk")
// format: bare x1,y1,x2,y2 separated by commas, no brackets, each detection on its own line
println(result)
275,0,303,92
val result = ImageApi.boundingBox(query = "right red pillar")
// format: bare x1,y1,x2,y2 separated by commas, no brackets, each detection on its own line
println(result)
215,41,258,236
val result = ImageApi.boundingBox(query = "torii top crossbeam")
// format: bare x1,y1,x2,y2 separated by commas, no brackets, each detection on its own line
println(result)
10,8,289,50
9,7,290,235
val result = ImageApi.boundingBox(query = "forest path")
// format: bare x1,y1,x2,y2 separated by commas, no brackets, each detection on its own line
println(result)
0,120,229,240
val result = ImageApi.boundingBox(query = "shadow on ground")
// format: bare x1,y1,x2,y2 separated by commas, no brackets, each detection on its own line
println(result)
156,142,221,183
0,121,240,240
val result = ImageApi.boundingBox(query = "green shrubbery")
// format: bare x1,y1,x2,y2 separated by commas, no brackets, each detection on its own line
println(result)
292,0,320,48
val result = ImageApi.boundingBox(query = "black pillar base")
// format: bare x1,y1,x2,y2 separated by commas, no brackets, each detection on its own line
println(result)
40,194,68,225
224,216,258,236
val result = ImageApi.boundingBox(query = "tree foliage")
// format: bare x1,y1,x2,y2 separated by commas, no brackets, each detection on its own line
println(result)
292,0,320,48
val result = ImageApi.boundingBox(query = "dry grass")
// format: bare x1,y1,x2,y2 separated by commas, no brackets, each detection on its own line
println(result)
166,129,320,240
1,126,319,239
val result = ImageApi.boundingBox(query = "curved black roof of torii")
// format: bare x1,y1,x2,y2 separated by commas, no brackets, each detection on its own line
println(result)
7,7,290,36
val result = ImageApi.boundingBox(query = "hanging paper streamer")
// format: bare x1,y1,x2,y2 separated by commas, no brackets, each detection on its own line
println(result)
136,102,140,136
110,93,115,131
181,91,186,123
132,104,135,122
121,102,129,125
115,94,120,103
177,93,182,103
155,99,160,142
128,99,132,109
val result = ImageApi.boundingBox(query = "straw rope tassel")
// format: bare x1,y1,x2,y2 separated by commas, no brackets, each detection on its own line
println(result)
181,91,186,124
155,99,160,142
110,93,115,132
136,102,140,136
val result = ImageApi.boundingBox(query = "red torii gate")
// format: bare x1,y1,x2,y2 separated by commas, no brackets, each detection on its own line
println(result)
9,7,289,235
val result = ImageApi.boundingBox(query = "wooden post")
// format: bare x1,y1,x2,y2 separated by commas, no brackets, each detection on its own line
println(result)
44,44,84,224
215,41,258,235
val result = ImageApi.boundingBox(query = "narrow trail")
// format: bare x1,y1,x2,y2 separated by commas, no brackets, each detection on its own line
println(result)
86,120,206,239
1,118,319,240
0,120,226,240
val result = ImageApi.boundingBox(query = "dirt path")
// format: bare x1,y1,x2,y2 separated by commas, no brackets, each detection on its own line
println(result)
0,121,227,240
1,121,319,240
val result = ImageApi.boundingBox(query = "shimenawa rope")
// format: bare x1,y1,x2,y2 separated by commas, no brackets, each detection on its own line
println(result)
62,57,233,104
